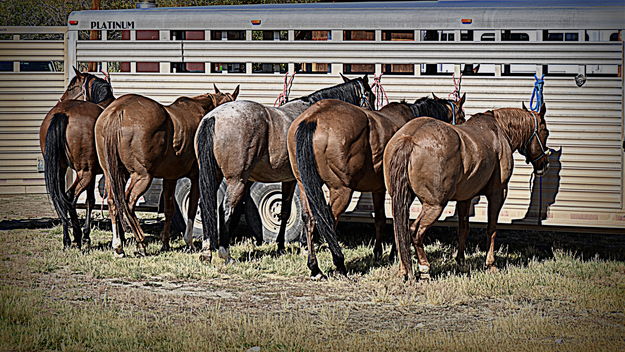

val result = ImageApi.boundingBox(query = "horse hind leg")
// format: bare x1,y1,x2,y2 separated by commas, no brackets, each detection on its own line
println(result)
125,173,153,256
65,173,84,248
412,203,444,281
275,181,296,254
159,179,177,252
455,199,471,268
218,177,247,263
372,191,387,260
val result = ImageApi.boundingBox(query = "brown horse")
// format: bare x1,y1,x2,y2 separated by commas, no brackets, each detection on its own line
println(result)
195,75,374,263
39,67,114,248
95,85,239,257
287,95,466,278
384,104,550,281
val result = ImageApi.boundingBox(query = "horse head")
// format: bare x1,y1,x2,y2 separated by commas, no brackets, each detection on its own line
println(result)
432,92,466,124
520,103,550,175
59,66,113,104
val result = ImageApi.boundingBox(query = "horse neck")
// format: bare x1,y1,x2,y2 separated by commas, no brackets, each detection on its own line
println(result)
278,99,311,119
97,96,115,109
378,103,415,127
304,81,360,106
491,109,535,151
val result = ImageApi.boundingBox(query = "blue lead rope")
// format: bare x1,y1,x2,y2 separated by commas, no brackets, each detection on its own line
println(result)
529,74,545,112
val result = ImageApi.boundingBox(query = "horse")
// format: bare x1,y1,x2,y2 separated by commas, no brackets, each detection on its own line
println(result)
287,94,466,279
195,74,375,263
39,67,114,249
384,103,550,281
95,85,239,257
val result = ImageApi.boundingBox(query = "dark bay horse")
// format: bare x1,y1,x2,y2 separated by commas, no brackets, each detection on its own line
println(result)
39,67,114,248
384,104,550,281
195,75,374,263
287,95,466,279
95,85,239,257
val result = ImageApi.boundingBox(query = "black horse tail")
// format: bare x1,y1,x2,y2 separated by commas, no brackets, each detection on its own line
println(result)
43,113,73,225
101,111,137,234
388,137,415,278
196,116,219,251
295,120,345,270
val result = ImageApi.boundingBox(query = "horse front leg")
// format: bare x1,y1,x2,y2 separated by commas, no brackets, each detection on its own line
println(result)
455,199,471,268
160,179,177,252
485,189,504,271
82,177,96,248
276,180,296,254
372,191,387,260
183,175,200,250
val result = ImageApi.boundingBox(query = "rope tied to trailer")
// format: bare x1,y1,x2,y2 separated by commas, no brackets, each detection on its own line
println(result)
529,74,544,112
448,72,463,102
274,72,296,106
371,73,389,110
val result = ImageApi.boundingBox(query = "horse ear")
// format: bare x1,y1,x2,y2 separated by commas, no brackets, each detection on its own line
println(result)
213,84,221,94
339,72,350,83
459,92,466,107
522,102,528,111
539,102,547,118
432,92,440,100
73,66,81,77
362,74,369,85
231,85,240,100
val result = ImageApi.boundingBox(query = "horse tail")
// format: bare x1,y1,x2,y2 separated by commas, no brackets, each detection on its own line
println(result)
196,116,219,250
101,111,136,232
295,121,342,260
43,113,73,225
388,138,415,274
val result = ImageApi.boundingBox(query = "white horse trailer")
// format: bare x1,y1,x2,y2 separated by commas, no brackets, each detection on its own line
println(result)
1,0,623,239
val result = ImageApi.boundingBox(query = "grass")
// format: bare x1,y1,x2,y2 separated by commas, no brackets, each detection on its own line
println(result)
0,224,624,351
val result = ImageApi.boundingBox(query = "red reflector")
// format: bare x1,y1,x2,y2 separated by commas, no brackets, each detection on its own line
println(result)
69,20,78,25
461,18,472,24
251,20,261,25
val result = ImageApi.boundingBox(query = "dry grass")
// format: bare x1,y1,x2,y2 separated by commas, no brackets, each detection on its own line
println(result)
0,225,624,351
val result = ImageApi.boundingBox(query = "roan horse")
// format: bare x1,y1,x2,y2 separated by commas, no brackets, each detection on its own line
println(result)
287,94,466,279
384,103,550,281
195,75,375,263
95,85,239,257
39,67,114,248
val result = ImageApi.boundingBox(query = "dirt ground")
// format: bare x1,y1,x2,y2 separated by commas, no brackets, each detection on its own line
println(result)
1,194,624,351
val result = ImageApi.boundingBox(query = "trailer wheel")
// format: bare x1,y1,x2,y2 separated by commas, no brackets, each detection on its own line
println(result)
244,182,303,243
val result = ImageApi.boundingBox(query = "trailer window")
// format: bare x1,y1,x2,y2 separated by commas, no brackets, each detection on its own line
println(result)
136,62,159,72
422,30,454,41
211,30,245,40
171,62,205,73
344,30,374,41
295,63,331,74
294,30,330,41
136,30,159,40
252,30,288,41
543,30,579,41
382,64,414,75
480,33,495,41
502,64,535,76
420,64,454,76
107,30,130,40
106,62,130,73
343,64,374,74
382,30,414,41
170,31,205,40
0,61,13,72
586,64,619,77
252,63,287,74
20,61,58,72
211,63,246,73
460,30,474,41
501,30,529,41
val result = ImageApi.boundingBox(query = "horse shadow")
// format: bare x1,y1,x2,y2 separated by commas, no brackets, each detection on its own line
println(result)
512,147,563,225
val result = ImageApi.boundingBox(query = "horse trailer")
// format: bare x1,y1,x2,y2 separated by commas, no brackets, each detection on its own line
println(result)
1,0,623,239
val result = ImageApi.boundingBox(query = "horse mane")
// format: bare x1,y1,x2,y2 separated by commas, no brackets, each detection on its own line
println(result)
469,108,534,150
407,97,452,122
298,79,363,106
85,73,114,104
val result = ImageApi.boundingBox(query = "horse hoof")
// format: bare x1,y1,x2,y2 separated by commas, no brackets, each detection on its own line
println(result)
183,245,196,253
276,246,287,256
419,273,431,281
310,273,327,281
487,265,499,273
114,250,126,258
160,244,171,252
134,248,147,257
373,249,383,261
336,264,348,277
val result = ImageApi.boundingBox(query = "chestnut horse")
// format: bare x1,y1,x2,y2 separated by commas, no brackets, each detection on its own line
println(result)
384,104,550,281
39,67,114,248
288,94,466,279
95,85,239,257
195,75,374,263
